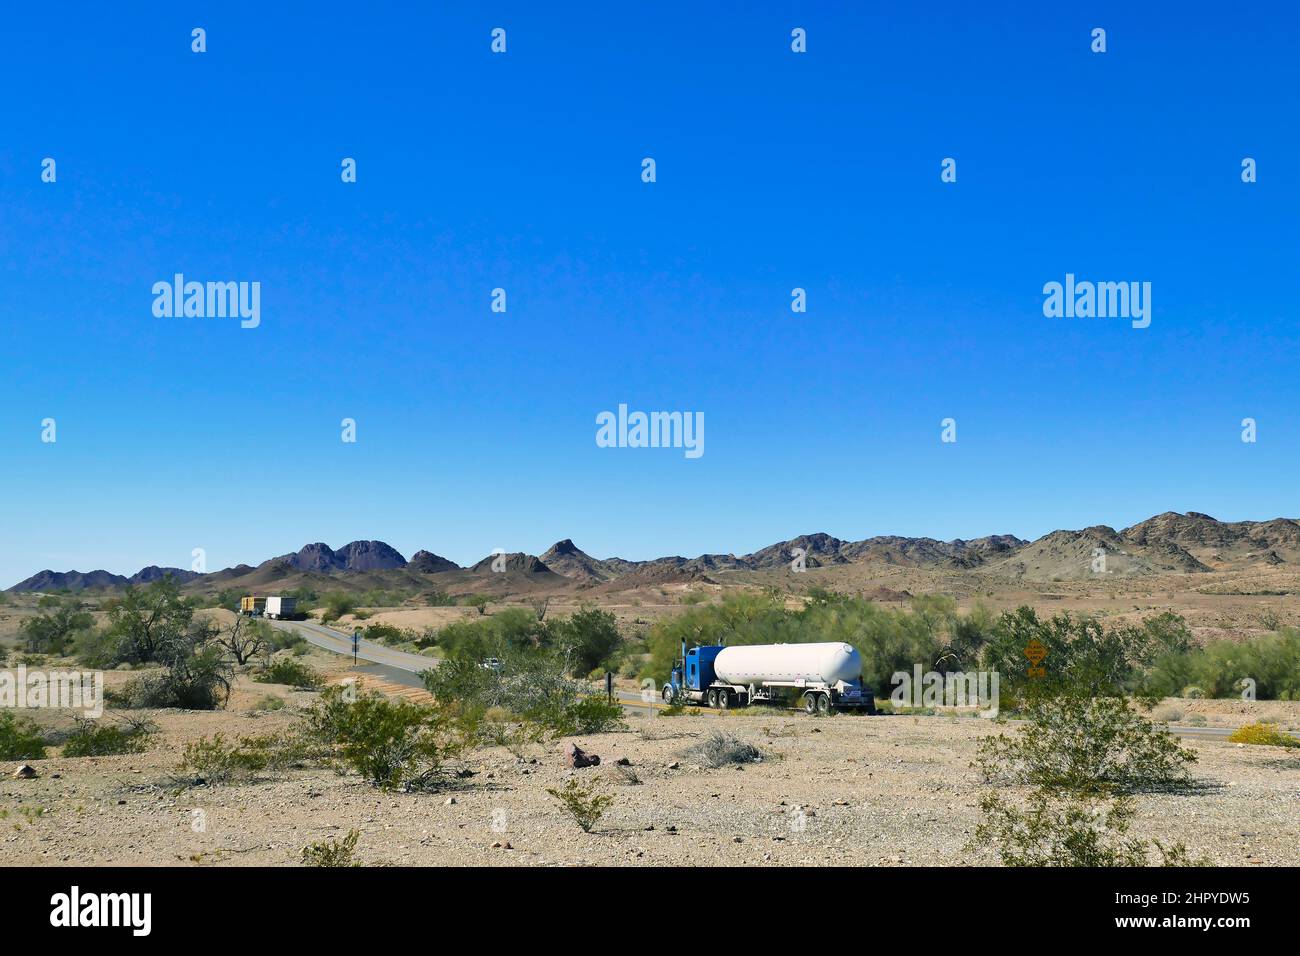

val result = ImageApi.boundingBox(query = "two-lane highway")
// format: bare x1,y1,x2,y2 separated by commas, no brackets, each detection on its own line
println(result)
267,617,1241,735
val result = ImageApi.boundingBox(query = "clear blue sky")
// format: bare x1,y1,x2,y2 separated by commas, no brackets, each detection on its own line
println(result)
2,2,1298,586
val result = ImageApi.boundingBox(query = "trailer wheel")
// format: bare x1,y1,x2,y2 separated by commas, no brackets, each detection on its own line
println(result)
816,693,832,715
717,690,730,710
705,689,717,708
803,692,818,714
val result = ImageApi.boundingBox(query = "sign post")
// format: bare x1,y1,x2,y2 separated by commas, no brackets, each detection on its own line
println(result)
605,671,613,704
352,629,360,667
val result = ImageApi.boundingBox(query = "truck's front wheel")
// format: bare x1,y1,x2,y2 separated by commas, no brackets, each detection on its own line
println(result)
662,686,675,704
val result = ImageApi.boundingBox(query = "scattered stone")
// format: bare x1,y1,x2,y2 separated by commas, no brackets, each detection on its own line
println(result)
666,761,679,770
13,765,37,780
491,841,513,850
444,797,457,805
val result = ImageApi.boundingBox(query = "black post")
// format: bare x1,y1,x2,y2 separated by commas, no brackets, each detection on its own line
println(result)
606,671,613,704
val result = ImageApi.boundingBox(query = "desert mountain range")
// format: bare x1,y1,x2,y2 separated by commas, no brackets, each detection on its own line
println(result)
9,512,1300,593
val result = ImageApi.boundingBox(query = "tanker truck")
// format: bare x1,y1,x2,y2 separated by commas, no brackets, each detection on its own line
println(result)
662,641,876,714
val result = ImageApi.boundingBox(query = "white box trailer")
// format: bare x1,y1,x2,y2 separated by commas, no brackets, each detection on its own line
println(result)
264,596,296,620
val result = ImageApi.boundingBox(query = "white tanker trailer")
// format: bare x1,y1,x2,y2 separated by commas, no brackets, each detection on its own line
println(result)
663,641,876,714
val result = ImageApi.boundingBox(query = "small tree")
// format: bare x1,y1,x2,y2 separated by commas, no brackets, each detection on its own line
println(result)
215,615,267,666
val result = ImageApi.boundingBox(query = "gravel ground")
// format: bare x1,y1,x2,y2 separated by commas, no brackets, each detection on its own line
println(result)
2,676,1297,867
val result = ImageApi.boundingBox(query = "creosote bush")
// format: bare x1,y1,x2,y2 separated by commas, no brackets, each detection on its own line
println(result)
547,778,614,833
302,829,360,867
975,694,1197,795
0,712,48,761
972,691,1203,867
255,657,321,689
304,686,474,790
61,716,155,757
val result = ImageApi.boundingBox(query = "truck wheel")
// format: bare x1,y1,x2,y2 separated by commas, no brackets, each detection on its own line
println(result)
717,690,730,710
816,693,832,715
705,690,717,708
662,686,675,704
804,692,818,714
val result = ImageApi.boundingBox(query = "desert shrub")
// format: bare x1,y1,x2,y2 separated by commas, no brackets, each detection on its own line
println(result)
424,590,456,607
303,686,474,790
1149,702,1183,723
0,712,48,760
979,608,1190,705
1184,713,1207,727
1228,722,1300,748
556,696,626,736
255,657,321,689
319,592,357,623
176,733,286,785
20,604,94,655
433,608,546,661
461,594,492,615
363,623,407,646
302,829,359,867
254,695,286,712
422,649,624,738
1145,629,1300,700
120,643,234,710
683,731,762,768
96,577,200,666
975,694,1196,796
546,778,614,833
265,624,305,654
550,606,623,676
61,716,155,757
974,791,1206,867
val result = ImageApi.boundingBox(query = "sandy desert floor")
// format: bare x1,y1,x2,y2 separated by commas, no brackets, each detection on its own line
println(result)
2,654,1297,868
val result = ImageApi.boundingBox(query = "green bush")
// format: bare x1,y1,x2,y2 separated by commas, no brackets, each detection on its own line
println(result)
975,791,1206,867
975,694,1197,796
20,604,94,655
302,829,359,867
304,686,474,790
546,779,614,833
363,623,407,646
550,606,623,677
1144,629,1300,700
0,712,48,760
61,717,155,757
175,733,284,785
422,648,624,738
319,592,357,623
255,658,321,689
424,590,456,607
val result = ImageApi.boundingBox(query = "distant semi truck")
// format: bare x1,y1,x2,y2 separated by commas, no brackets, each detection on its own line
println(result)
239,595,296,620
663,641,876,714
